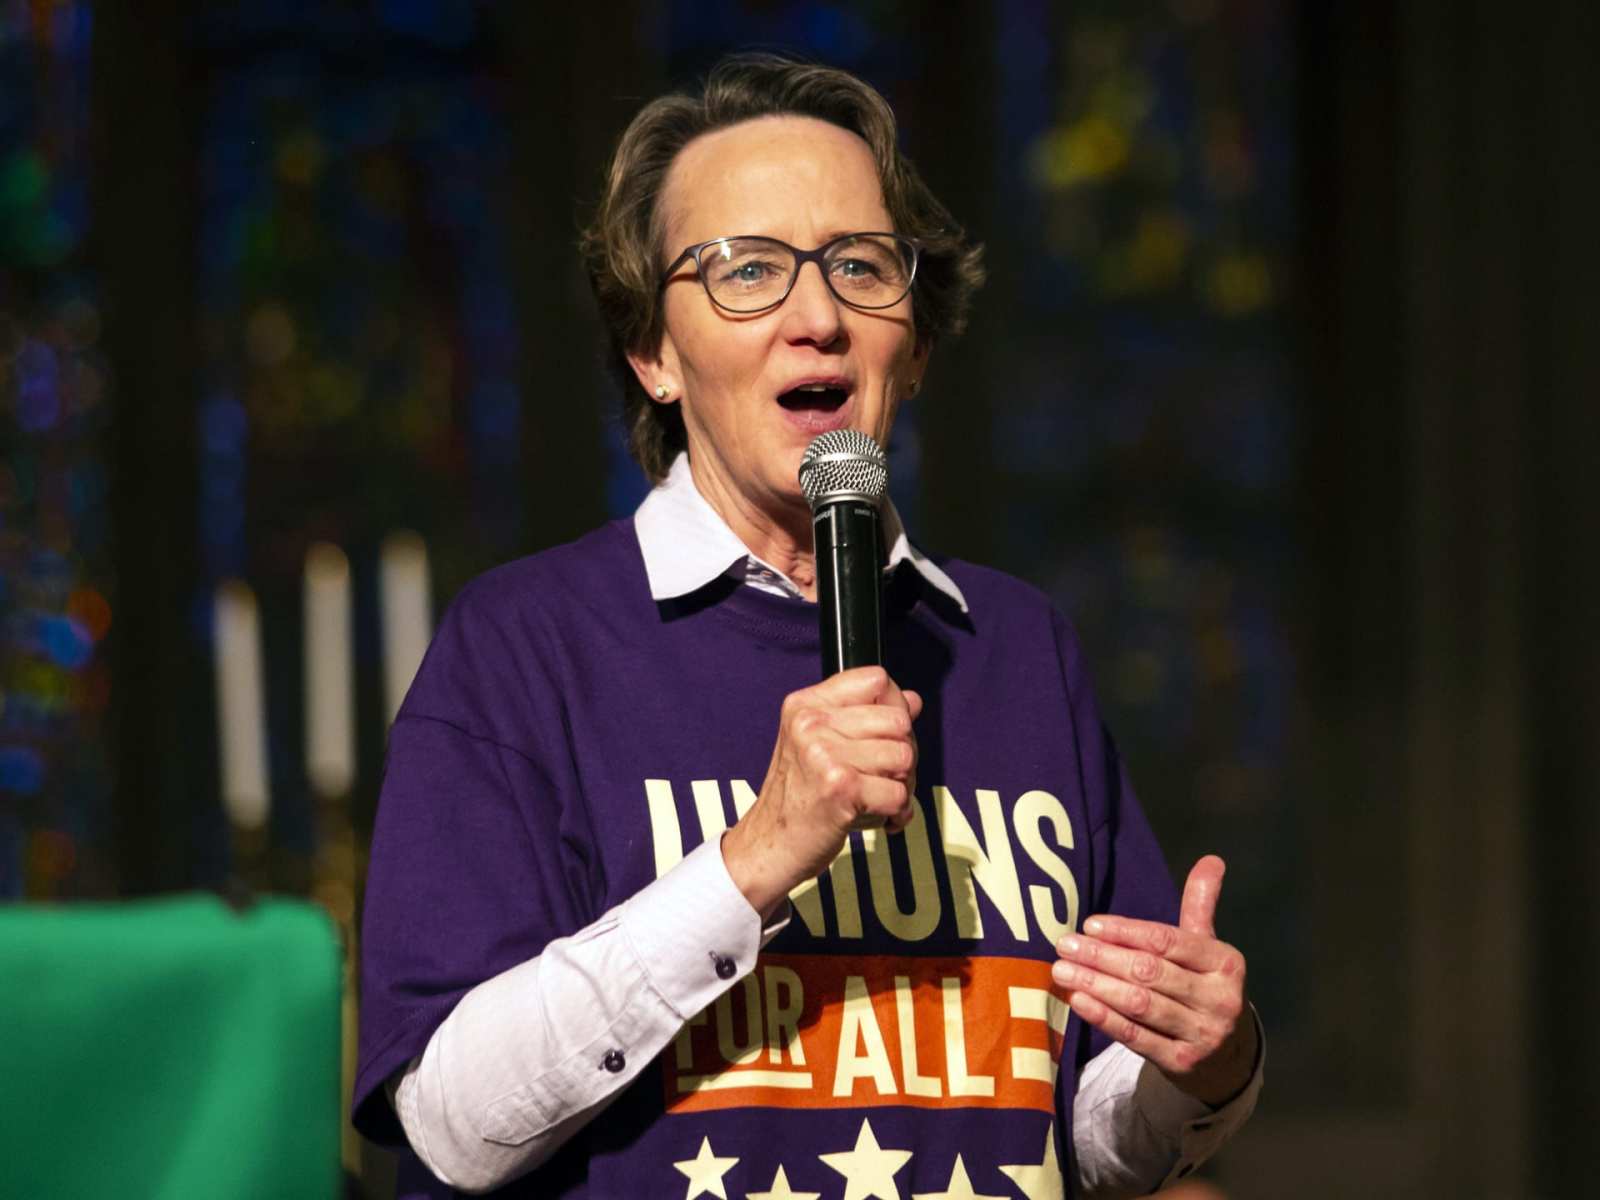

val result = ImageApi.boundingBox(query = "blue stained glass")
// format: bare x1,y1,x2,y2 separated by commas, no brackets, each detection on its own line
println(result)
15,340,60,431
196,12,526,582
201,395,250,454
39,615,92,670
0,1,108,897
0,746,45,795
377,0,476,46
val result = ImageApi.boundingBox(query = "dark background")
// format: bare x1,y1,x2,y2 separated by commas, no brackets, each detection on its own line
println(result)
1,1,1595,1196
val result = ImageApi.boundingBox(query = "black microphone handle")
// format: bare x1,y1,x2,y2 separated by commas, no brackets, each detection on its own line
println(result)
813,499,883,678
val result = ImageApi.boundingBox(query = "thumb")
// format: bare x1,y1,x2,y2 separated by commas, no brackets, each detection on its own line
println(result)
1179,855,1226,937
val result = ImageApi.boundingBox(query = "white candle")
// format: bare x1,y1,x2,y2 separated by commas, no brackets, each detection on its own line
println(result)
380,531,433,724
304,541,355,799
214,579,270,831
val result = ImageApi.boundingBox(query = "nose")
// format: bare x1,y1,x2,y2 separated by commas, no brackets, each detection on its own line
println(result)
780,258,845,347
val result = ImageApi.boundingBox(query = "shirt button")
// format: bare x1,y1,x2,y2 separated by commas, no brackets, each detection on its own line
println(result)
601,1049,625,1073
713,954,737,980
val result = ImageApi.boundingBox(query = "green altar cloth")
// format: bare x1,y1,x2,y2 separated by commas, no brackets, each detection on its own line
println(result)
0,894,341,1199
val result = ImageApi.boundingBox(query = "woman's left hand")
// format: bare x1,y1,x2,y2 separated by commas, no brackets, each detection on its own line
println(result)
1051,855,1258,1106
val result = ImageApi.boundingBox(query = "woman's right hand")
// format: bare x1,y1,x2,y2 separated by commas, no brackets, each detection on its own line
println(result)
721,666,923,918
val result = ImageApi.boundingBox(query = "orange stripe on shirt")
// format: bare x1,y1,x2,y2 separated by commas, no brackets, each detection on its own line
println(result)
664,953,1069,1115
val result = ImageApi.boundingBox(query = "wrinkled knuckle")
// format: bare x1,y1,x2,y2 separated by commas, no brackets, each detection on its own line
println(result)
1220,948,1246,980
1132,953,1161,983
1171,1045,1199,1072
1153,925,1178,956
792,708,825,737
820,763,853,796
1117,1019,1141,1048
1125,986,1152,1017
860,665,889,690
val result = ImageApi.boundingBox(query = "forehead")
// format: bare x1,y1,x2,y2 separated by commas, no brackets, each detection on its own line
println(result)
660,115,890,249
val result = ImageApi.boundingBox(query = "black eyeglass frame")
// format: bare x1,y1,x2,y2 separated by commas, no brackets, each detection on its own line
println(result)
659,231,923,313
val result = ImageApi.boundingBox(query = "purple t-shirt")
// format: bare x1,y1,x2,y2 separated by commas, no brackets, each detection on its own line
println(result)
355,518,1177,1198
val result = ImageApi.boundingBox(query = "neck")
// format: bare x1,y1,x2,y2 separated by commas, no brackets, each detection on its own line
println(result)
687,453,819,601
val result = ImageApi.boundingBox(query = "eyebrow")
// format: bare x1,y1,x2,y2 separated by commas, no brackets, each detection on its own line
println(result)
726,229,884,245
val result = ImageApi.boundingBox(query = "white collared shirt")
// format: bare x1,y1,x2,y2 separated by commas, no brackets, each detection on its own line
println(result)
390,455,1262,1195
634,451,969,610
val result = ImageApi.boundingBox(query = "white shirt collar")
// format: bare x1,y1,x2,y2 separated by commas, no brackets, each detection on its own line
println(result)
634,452,969,613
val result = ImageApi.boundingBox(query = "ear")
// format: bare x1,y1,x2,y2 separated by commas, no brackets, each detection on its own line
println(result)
626,330,683,407
907,336,933,392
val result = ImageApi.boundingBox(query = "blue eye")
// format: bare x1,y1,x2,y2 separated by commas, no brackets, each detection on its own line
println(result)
713,258,783,288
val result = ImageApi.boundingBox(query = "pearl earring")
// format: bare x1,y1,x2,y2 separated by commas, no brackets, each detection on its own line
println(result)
655,385,669,400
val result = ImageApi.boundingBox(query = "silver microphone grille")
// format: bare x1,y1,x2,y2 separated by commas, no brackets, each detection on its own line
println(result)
798,429,889,510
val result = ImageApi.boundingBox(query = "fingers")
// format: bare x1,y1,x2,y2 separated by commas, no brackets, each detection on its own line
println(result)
827,703,916,741
1057,988,1195,1073
811,664,900,705
1179,854,1226,937
1051,957,1219,1048
847,774,918,827
1077,914,1241,976
778,670,921,822
1061,967,1255,1106
1060,857,1255,1106
1055,933,1203,1008
825,735,915,781
785,671,920,785
1055,923,1251,1098
807,667,921,719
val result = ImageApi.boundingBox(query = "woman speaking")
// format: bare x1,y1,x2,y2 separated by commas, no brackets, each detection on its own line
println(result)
355,54,1261,1199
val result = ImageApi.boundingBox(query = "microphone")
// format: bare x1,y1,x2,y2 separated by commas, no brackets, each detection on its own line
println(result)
798,430,888,678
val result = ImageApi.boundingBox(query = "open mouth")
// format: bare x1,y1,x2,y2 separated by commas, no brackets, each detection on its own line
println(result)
777,383,850,411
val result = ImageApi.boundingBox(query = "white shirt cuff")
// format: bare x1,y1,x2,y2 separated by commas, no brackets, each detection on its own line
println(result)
619,837,781,1020
390,838,777,1192
1073,1005,1265,1198
1149,1004,1266,1189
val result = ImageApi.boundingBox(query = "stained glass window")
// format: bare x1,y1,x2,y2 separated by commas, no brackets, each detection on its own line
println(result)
193,2,526,890
0,1,109,899
993,0,1302,1021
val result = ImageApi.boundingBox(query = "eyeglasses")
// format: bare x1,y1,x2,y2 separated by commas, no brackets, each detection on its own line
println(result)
660,232,921,314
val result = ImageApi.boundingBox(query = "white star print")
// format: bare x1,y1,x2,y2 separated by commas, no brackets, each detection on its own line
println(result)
674,1135,740,1200
745,1164,821,1200
911,1153,1008,1200
818,1118,914,1200
997,1126,1064,1200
